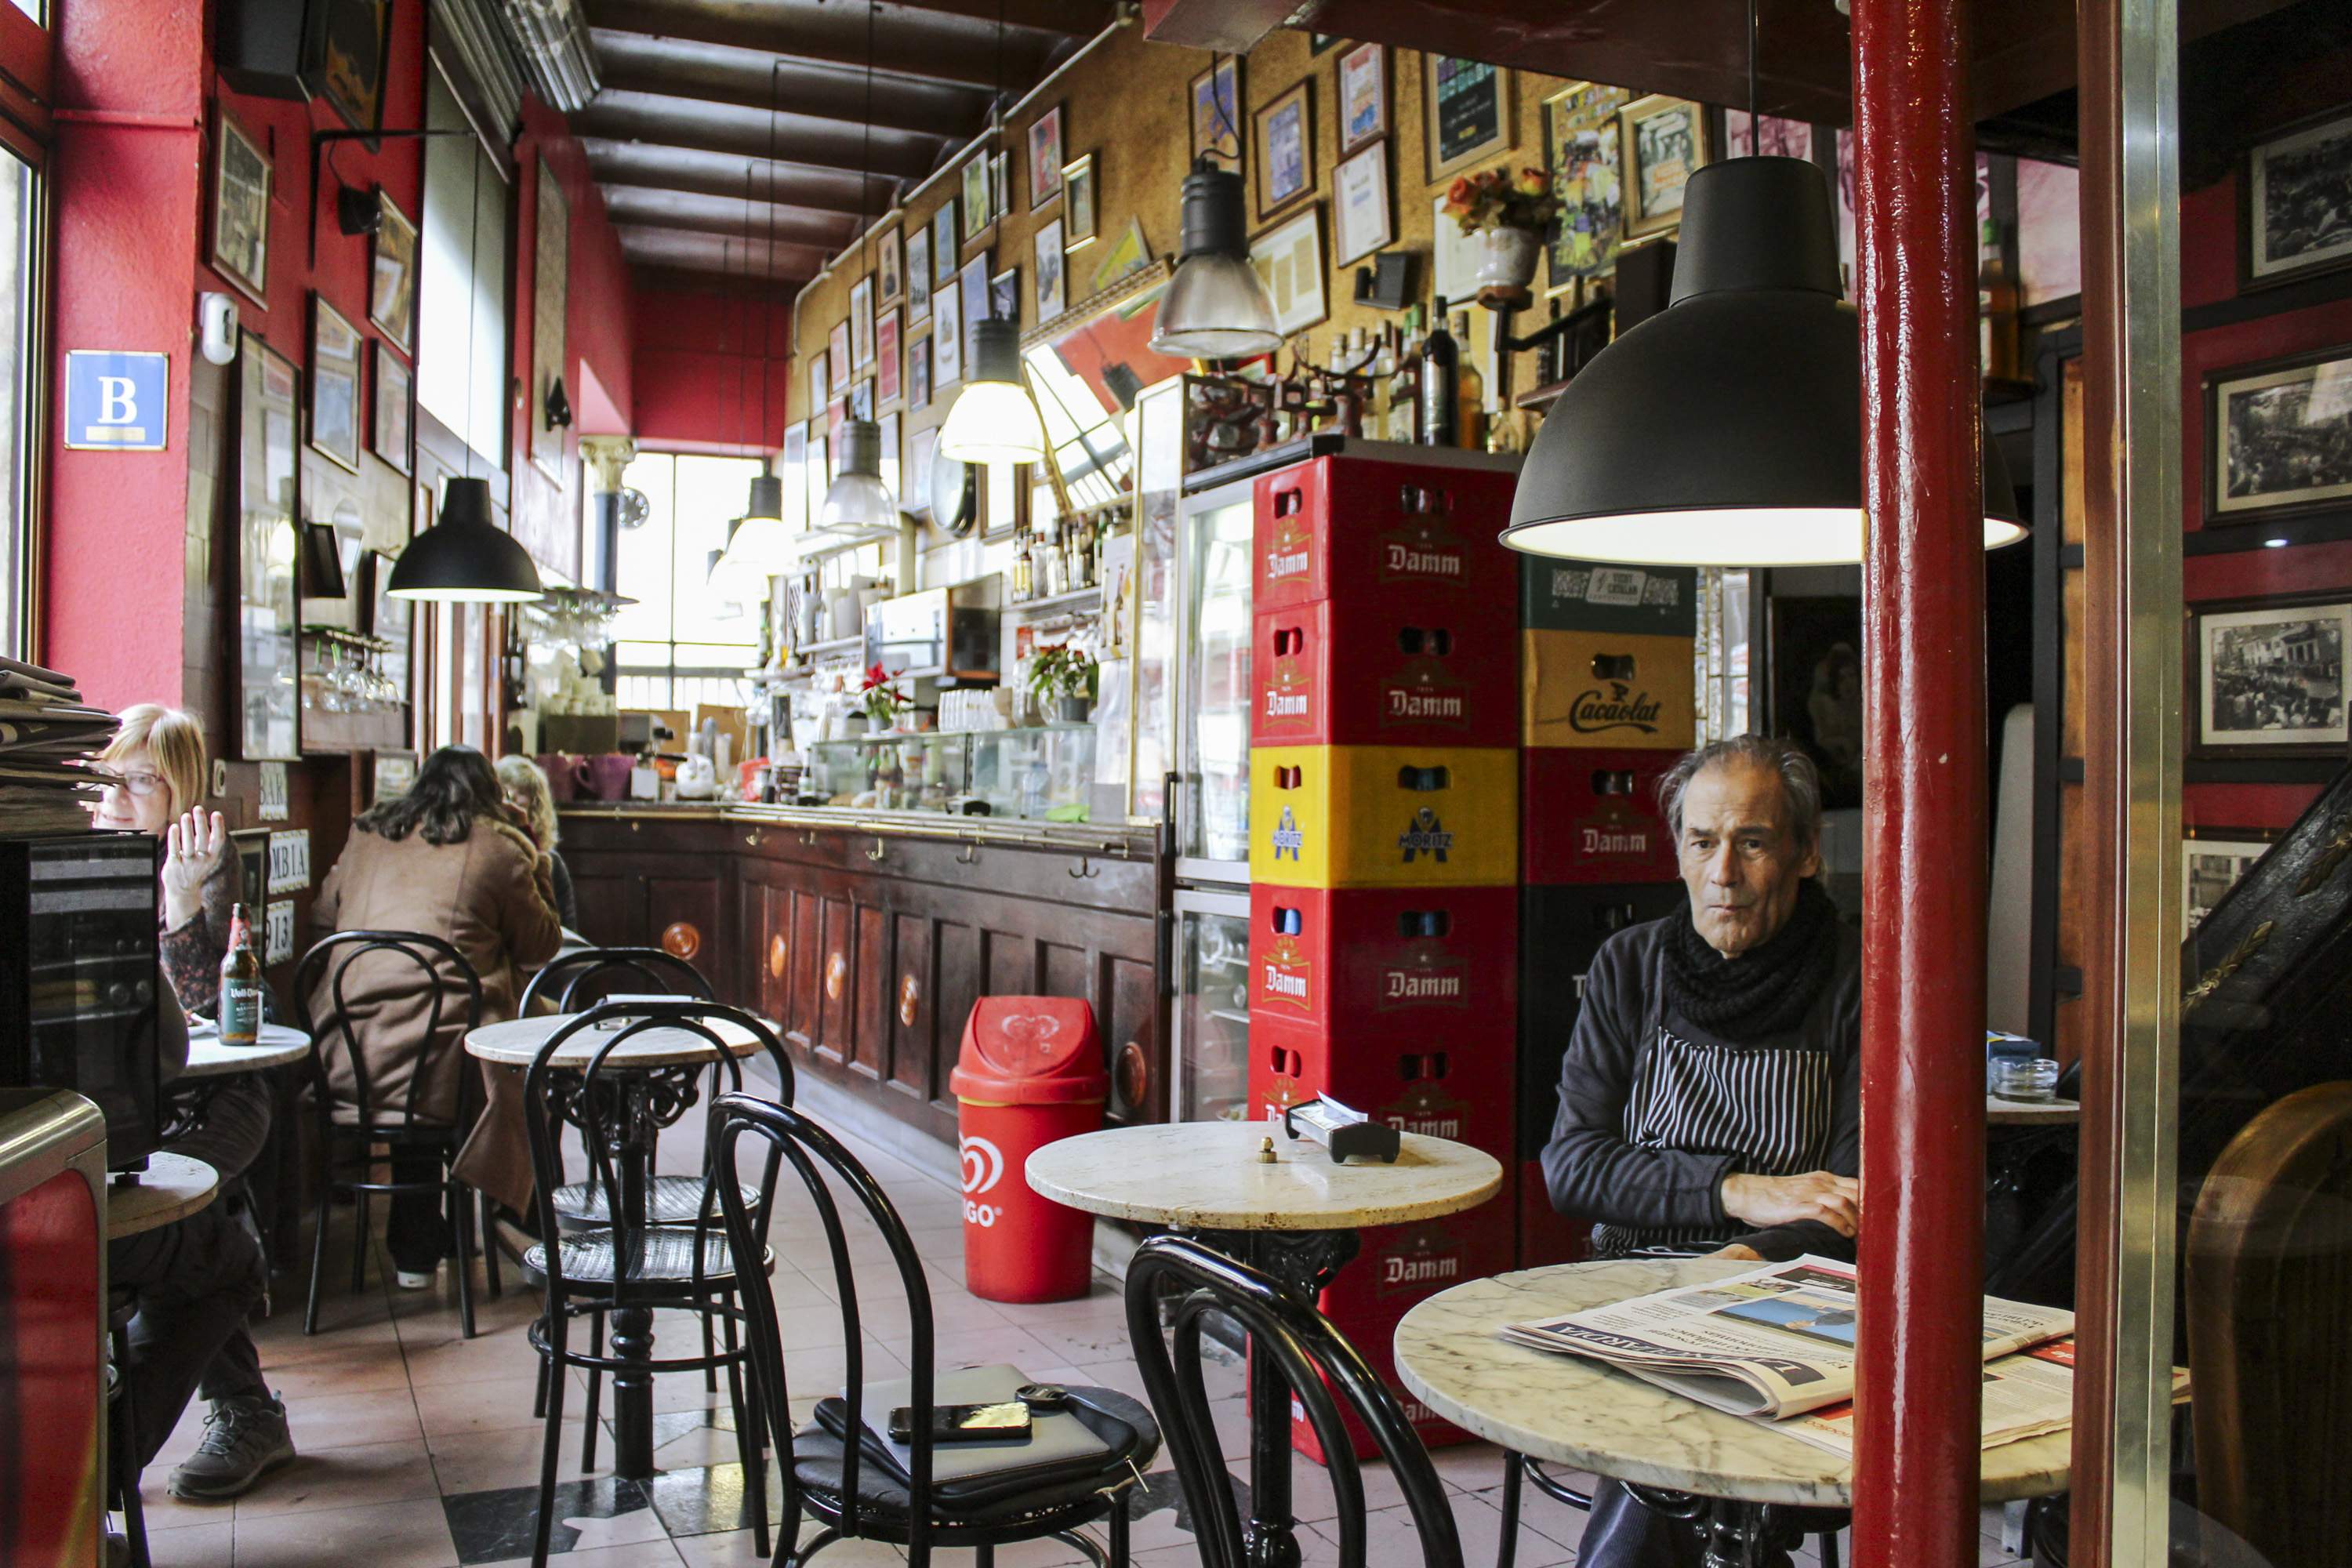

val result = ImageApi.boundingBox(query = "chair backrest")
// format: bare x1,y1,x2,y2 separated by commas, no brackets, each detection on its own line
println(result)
294,929,484,1128
708,1091,941,1559
521,946,713,1015
2187,1079,2352,1568
1123,1235,1462,1568
521,1000,794,1294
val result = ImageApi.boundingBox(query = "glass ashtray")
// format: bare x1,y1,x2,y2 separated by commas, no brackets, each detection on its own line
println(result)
1991,1057,2061,1102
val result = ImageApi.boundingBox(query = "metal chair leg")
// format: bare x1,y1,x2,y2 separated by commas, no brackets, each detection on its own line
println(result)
303,1184,332,1335
703,1299,718,1393
1108,1483,1131,1568
1496,1453,1524,1568
350,1186,371,1295
450,1178,477,1339
480,1189,503,1299
724,1307,768,1559
111,1330,151,1568
533,1353,550,1420
1820,1529,1841,1568
533,1312,571,1568
581,1310,605,1472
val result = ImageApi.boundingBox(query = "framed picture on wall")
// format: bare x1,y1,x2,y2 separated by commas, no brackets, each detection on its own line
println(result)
1338,42,1388,156
933,202,957,283
992,151,1013,223
2205,345,2352,525
1254,81,1314,220
210,107,270,307
961,159,993,246
307,0,390,142
369,191,418,354
2183,829,2281,934
1036,220,1067,321
1333,141,1392,267
370,342,412,475
960,253,990,366
909,335,931,410
1063,154,1097,248
1425,56,1512,183
2190,593,2352,758
238,333,302,762
989,266,1017,325
877,227,903,305
1543,82,1629,292
1621,93,1711,238
1190,56,1242,173
308,295,362,472
364,550,412,706
1027,106,1065,211
877,307,902,408
932,273,963,388
850,278,876,368
907,226,932,324
1248,205,1327,336
829,320,851,383
2243,109,2352,290
810,350,829,413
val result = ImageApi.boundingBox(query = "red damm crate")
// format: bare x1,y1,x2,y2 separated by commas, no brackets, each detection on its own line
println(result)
1318,1202,1518,1324
1250,1014,1515,1159
1251,601,1519,748
1247,884,1519,1036
1521,747,1682,885
1253,456,1521,614
1287,1303,1487,1464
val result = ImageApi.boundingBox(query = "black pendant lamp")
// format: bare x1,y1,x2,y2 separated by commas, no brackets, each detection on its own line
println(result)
386,477,545,602
1502,155,2026,567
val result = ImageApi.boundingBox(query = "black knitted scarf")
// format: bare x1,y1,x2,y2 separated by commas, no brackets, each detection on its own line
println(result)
1661,879,1840,1041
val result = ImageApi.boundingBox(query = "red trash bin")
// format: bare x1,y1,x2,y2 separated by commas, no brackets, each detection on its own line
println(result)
951,996,1106,1303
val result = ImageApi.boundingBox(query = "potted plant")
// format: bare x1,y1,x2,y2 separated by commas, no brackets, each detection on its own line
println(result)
858,663,913,734
1442,166,1562,309
1027,642,1098,726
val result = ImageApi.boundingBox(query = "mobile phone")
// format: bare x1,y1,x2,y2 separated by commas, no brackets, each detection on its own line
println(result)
886,1401,1034,1444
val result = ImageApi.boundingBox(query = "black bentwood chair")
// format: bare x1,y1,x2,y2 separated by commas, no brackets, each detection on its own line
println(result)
296,930,501,1338
519,999,793,1556
1123,1235,1463,1568
710,1091,1160,1568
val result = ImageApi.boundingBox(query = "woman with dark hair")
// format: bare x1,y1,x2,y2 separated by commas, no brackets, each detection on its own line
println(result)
310,745,564,1285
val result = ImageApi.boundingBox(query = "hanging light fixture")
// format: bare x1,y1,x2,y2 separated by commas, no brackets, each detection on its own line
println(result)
938,317,1048,465
1149,154,1280,360
387,477,546,602
820,417,898,532
718,470,801,572
1501,3,2024,568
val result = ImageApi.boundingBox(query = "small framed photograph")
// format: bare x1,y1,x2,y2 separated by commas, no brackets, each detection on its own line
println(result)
2183,829,2279,934
211,107,271,306
368,191,418,354
961,159,992,246
1255,81,1314,220
1621,93,1711,238
310,0,390,140
308,294,362,472
1249,205,1327,336
829,320,852,382
370,341,412,474
959,253,990,368
932,202,958,283
1027,106,1065,211
907,225,932,324
933,273,963,388
990,266,1017,325
910,336,931,410
1191,57,1243,173
850,277,876,368
1036,219,1067,320
2206,345,2352,524
1544,82,1629,291
877,227,903,305
2190,593,2352,758
2244,109,2352,290
1425,56,1512,183
1063,154,1097,248
877,307,902,408
992,150,1013,223
1333,141,1392,267
810,350,829,413
1338,42,1388,156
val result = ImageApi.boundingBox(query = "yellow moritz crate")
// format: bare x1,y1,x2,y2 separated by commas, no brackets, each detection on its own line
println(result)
1250,744,1520,889
1522,628,1697,750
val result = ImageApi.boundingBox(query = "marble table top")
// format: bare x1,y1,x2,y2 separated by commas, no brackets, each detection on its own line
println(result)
465,1011,771,1069
1393,1258,2071,1508
1024,1119,1503,1231
181,1022,310,1078
107,1152,219,1240
1987,1094,2081,1127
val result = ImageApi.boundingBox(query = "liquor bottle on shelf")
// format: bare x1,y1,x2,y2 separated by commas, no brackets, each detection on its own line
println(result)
1419,299,1460,448
220,904,264,1047
1979,218,2020,384
1012,526,1035,602
1369,330,1396,437
1452,310,1486,451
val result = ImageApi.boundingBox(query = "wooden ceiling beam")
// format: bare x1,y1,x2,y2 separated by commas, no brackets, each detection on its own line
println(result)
598,186,857,248
615,223,827,281
582,0,1060,93
575,95,942,184
580,139,884,220
590,31,979,143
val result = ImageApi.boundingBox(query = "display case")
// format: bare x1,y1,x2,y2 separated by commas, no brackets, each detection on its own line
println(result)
800,726,1099,821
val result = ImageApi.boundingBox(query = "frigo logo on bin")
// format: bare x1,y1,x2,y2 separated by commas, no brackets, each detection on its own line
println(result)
960,1134,1007,1227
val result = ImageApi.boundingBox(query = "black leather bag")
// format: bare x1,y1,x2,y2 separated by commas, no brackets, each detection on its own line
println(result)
808,1385,1154,1511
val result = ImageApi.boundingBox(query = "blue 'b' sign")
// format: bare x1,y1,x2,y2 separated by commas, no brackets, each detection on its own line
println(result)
64,350,169,451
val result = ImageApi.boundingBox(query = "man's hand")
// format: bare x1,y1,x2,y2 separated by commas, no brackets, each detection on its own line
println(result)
1706,1243,1762,1261
162,808,228,931
1720,1171,1860,1238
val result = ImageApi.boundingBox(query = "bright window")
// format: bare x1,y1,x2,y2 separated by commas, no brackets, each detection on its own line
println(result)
612,452,764,710
418,65,509,465
0,150,35,661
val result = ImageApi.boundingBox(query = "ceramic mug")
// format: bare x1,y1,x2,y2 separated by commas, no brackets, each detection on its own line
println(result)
535,753,588,803
583,753,634,801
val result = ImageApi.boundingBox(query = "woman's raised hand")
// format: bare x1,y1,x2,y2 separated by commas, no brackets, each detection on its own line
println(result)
162,808,229,929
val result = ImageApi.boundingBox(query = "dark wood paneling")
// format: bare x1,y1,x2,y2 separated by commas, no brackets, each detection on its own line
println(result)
890,913,936,1102
987,929,1036,997
568,872,641,949
1041,942,1090,1004
935,919,983,1123
789,884,822,1049
853,901,890,1080
648,874,725,993
817,894,856,1066
1104,952,1161,1123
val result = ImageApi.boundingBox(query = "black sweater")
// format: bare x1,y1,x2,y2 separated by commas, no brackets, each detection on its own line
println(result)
1540,913,1863,1262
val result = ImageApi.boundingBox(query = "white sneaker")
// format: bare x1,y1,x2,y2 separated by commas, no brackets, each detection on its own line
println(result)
393,1267,433,1290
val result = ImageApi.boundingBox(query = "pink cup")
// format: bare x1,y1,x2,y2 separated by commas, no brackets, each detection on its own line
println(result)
583,754,634,801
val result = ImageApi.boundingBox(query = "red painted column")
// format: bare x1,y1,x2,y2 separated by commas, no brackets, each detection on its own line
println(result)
1850,0,1989,1564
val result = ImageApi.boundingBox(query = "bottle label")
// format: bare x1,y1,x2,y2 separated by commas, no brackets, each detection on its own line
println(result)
220,980,263,1046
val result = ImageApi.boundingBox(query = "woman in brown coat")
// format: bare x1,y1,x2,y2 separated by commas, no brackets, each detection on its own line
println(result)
310,746,563,1284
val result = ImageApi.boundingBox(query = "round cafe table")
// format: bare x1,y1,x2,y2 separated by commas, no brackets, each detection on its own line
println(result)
182,1022,311,1078
1985,1094,2081,1127
107,1152,220,1240
1027,1119,1504,1568
466,1009,771,1482
1394,1257,2071,1568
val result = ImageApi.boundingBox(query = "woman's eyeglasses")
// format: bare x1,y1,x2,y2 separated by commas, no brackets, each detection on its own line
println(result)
93,768,165,797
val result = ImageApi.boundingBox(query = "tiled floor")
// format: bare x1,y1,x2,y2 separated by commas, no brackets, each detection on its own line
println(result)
131,1115,2031,1568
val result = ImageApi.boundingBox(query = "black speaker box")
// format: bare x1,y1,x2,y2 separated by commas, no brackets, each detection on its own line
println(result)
216,0,314,100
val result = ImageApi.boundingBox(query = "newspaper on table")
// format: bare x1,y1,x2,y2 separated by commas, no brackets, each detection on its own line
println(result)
1502,1256,2078,1447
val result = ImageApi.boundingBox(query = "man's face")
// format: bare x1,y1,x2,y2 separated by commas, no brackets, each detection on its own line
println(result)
1676,759,1821,958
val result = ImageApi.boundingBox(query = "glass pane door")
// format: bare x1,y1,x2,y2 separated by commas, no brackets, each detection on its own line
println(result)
1171,892,1251,1123
1177,481,1254,875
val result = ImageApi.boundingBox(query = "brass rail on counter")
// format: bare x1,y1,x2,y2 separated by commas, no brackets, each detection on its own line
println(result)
558,801,1156,862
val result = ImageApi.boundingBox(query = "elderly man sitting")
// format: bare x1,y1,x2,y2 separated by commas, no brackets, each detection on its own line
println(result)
1541,735,1861,1568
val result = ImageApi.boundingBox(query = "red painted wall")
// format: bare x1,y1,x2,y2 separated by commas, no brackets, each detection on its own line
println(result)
630,282,795,454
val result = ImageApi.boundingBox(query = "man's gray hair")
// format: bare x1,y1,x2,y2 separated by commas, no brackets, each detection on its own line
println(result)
1656,735,1826,854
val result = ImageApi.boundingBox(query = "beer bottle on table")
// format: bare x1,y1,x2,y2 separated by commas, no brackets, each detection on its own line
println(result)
220,903,264,1047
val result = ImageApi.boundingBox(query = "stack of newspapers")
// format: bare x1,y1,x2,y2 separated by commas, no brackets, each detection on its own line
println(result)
1502,1256,2165,1457
0,657,116,837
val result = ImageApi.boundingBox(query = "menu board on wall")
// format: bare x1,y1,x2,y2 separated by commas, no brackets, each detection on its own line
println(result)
237,332,302,761
1428,56,1510,180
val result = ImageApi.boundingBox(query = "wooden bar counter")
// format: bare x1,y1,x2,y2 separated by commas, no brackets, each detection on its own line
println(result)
556,804,1165,1145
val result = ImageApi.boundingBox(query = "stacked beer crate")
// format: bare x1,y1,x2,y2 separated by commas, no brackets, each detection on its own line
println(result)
1515,559,1698,1266
1244,455,1523,1458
